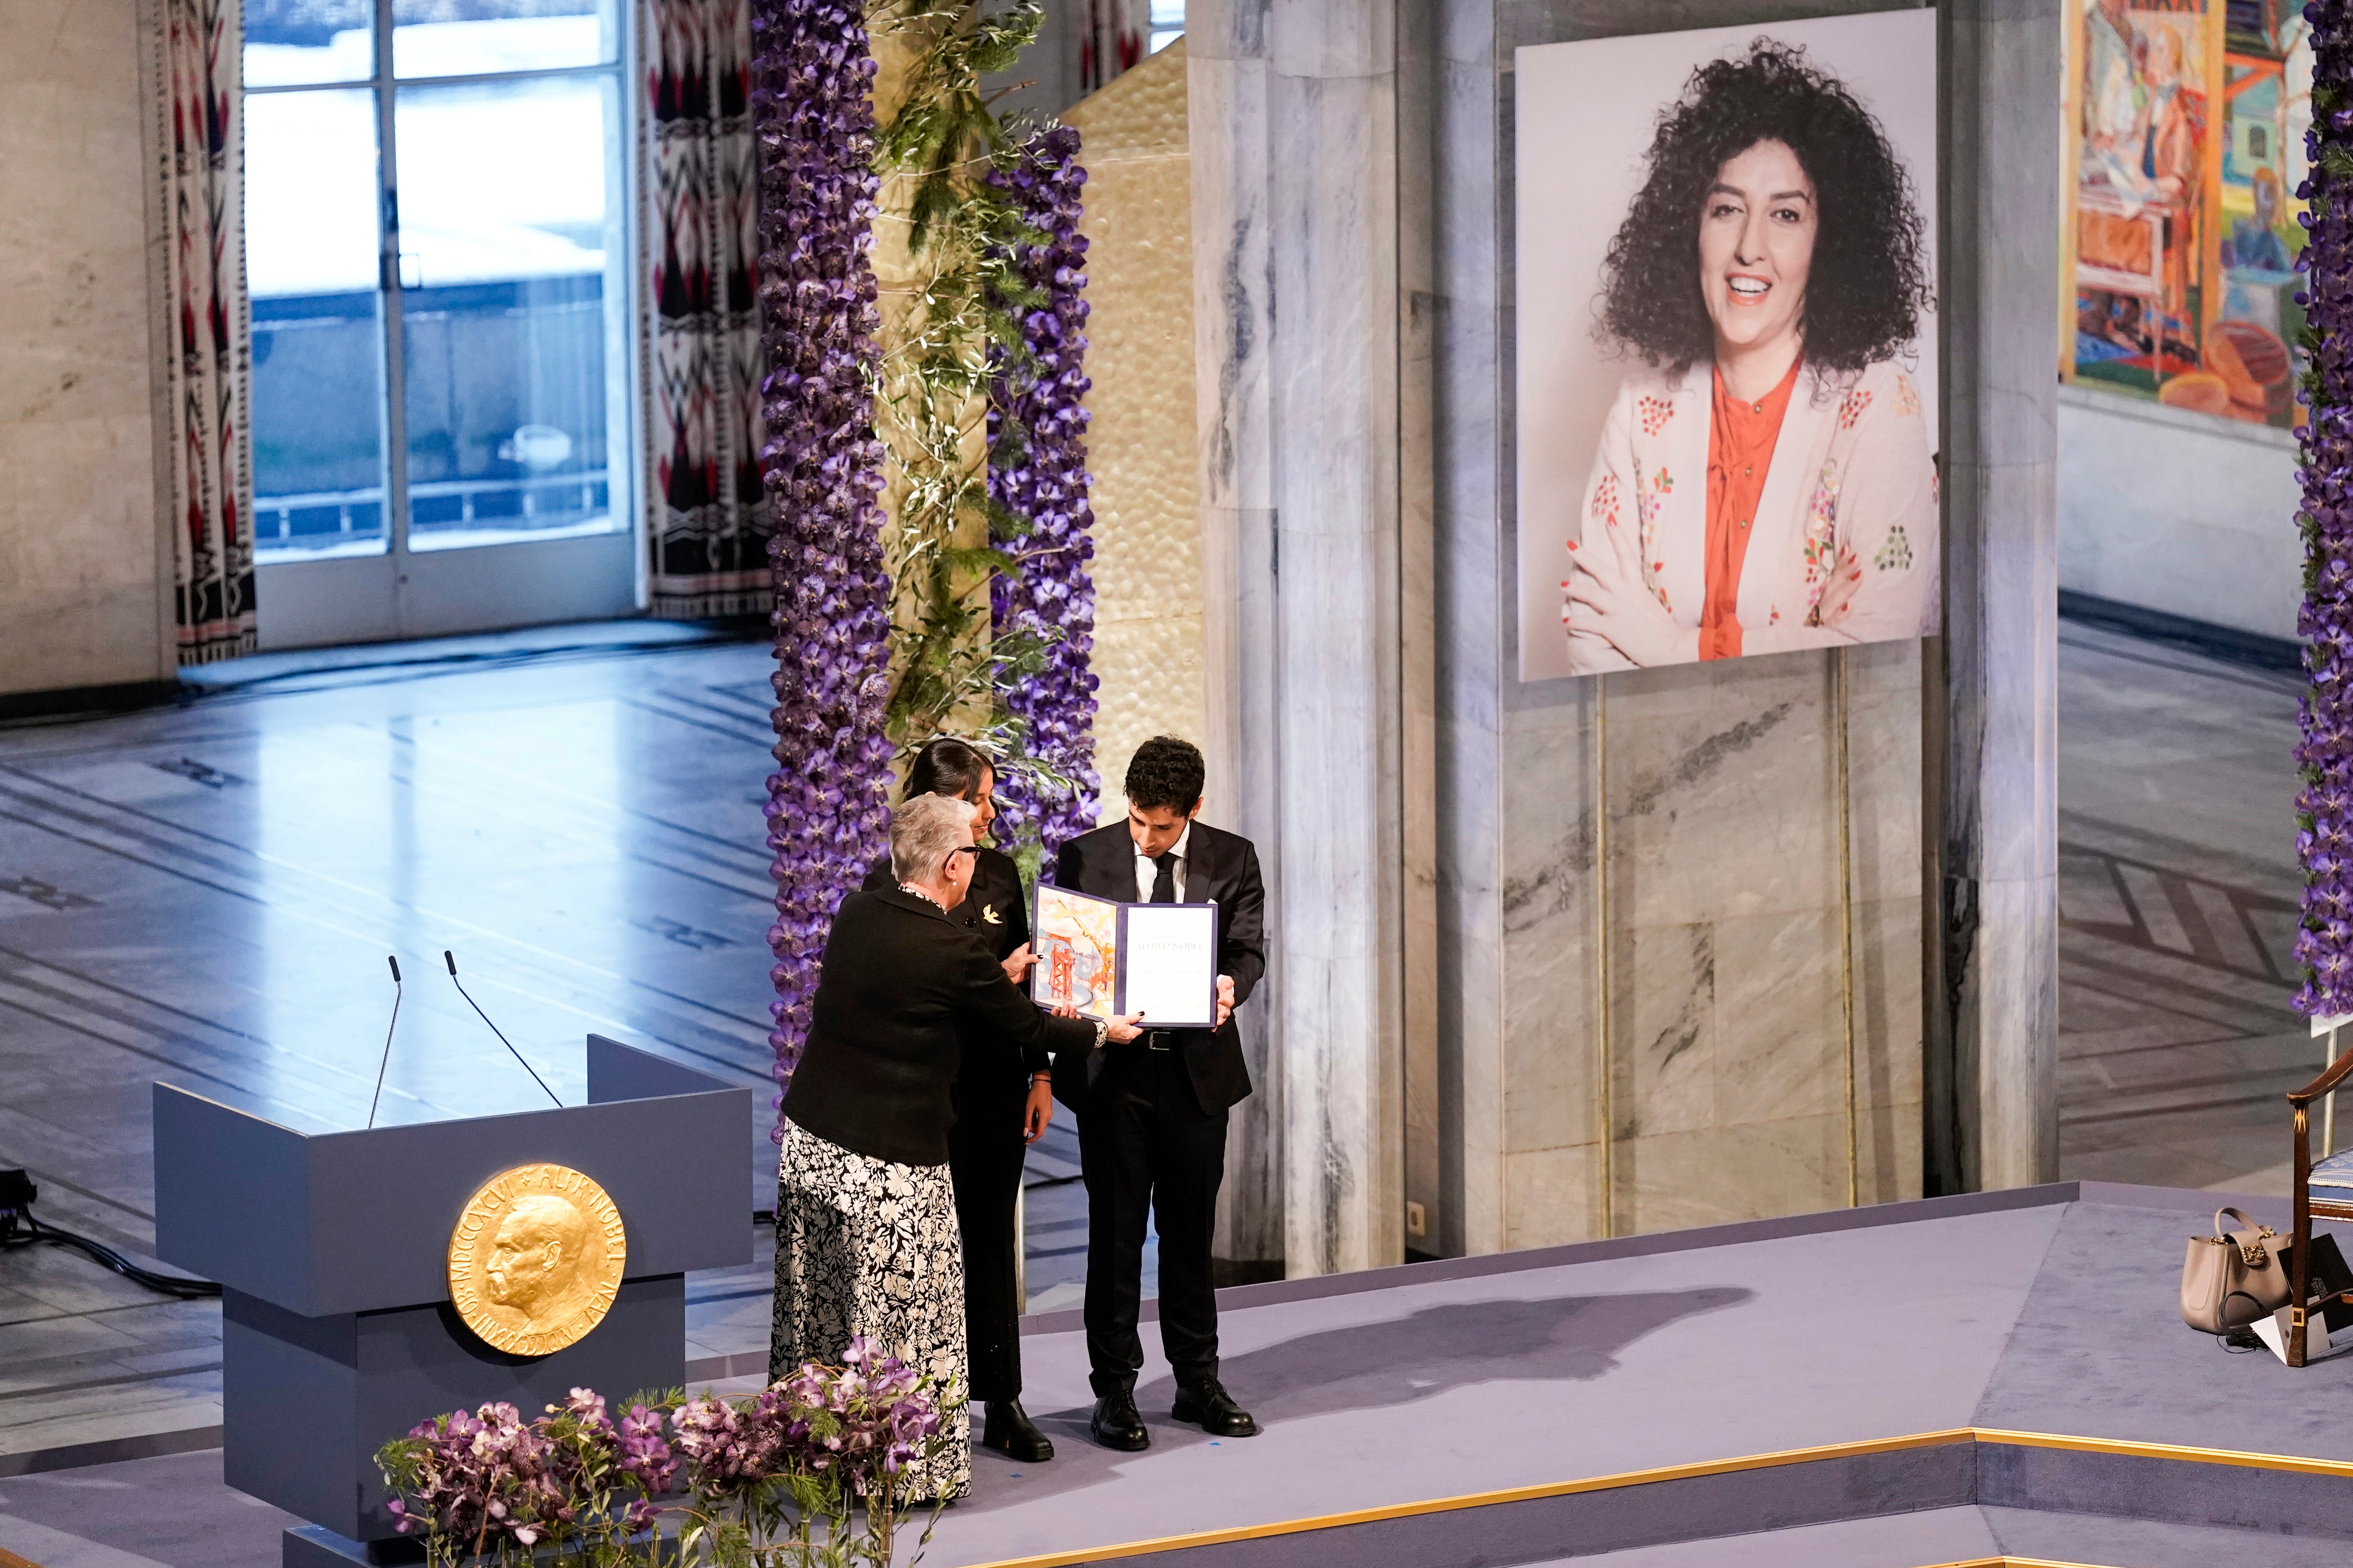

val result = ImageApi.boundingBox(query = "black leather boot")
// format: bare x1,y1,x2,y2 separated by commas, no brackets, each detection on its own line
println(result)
1088,1391,1151,1451
981,1399,1055,1462
1171,1377,1259,1437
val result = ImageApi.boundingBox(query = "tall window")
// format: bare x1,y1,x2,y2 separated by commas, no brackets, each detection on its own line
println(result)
243,0,631,562
1149,0,1182,53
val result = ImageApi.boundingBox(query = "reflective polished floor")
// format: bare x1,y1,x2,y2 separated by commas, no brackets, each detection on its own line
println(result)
0,622,1100,1462
2057,618,2309,1192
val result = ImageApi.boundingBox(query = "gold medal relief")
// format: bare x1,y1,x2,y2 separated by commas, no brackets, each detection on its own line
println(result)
447,1163,627,1357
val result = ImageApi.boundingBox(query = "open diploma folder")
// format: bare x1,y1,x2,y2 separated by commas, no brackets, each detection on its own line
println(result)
1030,884,1221,1030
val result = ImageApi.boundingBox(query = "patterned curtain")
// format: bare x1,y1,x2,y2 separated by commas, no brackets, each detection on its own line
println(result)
642,0,770,618
155,0,257,664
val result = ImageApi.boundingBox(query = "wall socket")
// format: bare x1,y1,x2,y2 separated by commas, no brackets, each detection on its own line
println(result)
1405,1200,1427,1237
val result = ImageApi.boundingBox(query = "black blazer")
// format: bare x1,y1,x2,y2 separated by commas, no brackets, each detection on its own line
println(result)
861,845,1046,1088
782,887,1098,1166
1051,819,1265,1115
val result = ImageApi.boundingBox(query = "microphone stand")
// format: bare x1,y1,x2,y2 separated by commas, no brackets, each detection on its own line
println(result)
367,955,402,1130
444,950,563,1108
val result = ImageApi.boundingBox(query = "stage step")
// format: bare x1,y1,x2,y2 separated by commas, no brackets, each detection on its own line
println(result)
1548,1505,2353,1567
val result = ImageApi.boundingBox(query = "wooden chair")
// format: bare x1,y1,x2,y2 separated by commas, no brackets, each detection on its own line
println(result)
2287,1053,2353,1366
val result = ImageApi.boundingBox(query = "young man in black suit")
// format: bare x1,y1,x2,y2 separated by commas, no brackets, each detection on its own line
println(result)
1053,735,1265,1450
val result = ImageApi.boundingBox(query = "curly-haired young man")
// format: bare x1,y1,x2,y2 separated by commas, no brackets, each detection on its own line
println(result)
1051,735,1267,1450
1563,38,1939,672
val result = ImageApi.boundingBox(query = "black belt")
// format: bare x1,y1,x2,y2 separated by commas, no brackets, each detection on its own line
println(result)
1143,1028,1178,1052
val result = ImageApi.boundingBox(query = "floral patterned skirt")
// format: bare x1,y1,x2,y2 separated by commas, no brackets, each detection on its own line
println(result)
771,1117,970,1500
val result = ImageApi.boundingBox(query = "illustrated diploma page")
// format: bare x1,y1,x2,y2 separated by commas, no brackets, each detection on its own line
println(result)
1032,884,1121,1021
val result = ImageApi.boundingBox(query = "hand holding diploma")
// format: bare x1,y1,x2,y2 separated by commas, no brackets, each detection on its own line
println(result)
1001,943,1039,986
1217,975,1235,1029
1055,1001,1146,1042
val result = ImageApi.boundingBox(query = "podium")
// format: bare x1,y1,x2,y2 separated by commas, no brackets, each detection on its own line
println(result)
153,1035,752,1565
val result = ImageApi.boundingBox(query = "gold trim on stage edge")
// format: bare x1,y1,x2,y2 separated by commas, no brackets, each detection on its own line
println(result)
447,1163,626,1357
957,1427,2353,1568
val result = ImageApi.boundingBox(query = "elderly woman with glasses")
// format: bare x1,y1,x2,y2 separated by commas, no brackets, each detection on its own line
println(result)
772,791,1142,1502
858,736,1062,1465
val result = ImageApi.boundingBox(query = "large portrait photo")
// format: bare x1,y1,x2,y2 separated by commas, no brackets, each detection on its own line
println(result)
1516,14,1941,681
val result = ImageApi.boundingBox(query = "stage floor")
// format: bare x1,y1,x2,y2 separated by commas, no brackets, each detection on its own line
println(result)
4,1182,2348,1567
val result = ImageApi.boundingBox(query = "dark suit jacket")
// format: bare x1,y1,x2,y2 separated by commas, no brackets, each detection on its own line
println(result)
1051,819,1265,1115
861,846,1046,1089
782,887,1098,1166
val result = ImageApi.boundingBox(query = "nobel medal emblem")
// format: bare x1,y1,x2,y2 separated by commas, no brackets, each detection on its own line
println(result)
447,1164,626,1357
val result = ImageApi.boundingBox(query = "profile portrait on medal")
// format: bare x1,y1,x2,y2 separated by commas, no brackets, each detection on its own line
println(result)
1515,15,1941,681
483,1193,594,1319
447,1164,626,1355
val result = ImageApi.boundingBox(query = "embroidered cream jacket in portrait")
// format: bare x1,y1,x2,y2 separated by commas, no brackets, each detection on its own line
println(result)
1563,357,1938,673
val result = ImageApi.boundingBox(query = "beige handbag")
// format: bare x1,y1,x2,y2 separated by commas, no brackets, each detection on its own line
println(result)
2181,1206,2292,1332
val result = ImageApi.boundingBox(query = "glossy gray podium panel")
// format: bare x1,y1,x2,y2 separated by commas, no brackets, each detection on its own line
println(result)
154,1035,750,1317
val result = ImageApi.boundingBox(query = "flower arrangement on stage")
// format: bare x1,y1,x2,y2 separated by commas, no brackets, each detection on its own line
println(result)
984,124,1103,871
377,1389,675,1565
750,0,896,1094
376,1340,955,1566
2297,0,2353,1017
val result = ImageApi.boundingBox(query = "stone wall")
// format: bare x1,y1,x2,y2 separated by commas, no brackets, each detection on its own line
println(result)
1064,46,1209,816
0,0,173,696
2057,387,2301,643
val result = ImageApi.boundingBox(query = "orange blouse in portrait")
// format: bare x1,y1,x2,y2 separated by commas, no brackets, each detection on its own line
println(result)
1700,357,1803,661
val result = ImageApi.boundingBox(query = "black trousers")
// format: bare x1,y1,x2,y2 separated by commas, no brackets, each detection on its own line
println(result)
1077,1045,1228,1399
948,1082,1028,1404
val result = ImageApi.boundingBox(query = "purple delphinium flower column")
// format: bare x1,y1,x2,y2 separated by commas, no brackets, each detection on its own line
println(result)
749,0,894,1110
987,125,1100,860
2299,1,2353,1016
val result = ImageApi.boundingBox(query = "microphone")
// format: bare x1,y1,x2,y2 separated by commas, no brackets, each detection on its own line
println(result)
366,955,402,1130
443,950,562,1108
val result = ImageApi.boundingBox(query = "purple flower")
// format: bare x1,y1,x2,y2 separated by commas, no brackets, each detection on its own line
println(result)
750,0,894,1112
985,126,1101,859
2298,5,2353,1016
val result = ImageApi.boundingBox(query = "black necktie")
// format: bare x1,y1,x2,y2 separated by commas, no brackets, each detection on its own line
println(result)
1150,852,1176,903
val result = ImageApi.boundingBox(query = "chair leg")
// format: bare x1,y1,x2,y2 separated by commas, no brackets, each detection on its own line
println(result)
2294,1106,2314,1369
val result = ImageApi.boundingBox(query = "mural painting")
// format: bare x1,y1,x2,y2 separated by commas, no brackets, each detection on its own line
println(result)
2064,0,2312,428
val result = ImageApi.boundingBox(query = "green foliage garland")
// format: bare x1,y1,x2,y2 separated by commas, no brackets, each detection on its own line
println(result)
867,0,1080,872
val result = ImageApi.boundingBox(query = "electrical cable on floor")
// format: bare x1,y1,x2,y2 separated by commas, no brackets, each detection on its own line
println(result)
0,1169,221,1299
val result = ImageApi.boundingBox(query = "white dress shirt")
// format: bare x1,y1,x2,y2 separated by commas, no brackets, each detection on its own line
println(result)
1132,819,1192,903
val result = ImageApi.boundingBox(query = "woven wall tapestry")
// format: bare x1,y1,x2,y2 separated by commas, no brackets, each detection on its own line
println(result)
642,0,771,618
155,0,257,664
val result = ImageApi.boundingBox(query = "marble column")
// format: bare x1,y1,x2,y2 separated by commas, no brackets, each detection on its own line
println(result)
1928,0,2062,1191
1191,0,1409,1277
1415,0,1507,1260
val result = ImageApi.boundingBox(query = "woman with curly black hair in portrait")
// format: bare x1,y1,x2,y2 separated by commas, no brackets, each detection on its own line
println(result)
1562,39,1937,672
